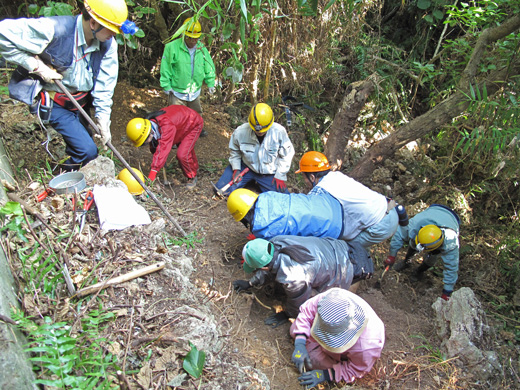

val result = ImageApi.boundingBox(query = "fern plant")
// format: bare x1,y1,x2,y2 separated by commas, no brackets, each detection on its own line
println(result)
12,308,118,389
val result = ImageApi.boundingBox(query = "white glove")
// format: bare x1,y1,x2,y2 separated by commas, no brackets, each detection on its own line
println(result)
31,57,63,83
208,87,215,95
94,117,111,148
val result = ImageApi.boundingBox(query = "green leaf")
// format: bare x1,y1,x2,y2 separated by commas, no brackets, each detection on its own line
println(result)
27,4,38,14
222,23,235,40
417,0,431,10
0,202,24,216
432,9,444,20
424,14,434,23
239,0,248,19
183,342,206,379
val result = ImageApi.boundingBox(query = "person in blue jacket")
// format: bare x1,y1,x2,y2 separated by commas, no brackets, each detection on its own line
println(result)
232,236,373,327
227,188,344,240
384,204,461,301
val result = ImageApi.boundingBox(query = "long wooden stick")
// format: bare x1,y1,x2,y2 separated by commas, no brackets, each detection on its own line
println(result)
54,80,186,237
74,262,165,298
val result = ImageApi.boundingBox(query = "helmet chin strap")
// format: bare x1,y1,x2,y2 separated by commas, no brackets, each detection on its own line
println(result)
91,24,104,40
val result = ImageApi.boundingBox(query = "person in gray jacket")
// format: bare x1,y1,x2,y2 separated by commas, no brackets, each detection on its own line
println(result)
214,103,294,195
233,235,374,327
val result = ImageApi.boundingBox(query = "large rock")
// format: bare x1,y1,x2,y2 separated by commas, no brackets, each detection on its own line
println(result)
432,287,501,381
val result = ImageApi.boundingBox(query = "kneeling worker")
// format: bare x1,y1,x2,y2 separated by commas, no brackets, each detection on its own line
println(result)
290,288,385,387
233,236,374,327
126,105,203,189
384,204,461,301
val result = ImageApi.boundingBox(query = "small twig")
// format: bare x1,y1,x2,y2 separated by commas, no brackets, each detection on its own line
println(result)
122,304,135,371
0,313,17,325
21,206,53,256
116,370,131,390
253,294,272,310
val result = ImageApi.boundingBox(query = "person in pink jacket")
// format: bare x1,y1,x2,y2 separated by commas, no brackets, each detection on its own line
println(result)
126,105,203,189
290,288,385,387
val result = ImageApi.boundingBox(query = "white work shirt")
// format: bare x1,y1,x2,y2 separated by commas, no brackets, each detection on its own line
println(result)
312,172,388,240
0,15,118,122
229,122,295,181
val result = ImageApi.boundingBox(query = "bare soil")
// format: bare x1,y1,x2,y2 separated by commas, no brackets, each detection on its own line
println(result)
0,80,511,390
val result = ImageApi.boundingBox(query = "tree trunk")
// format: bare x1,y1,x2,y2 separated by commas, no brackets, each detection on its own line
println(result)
324,74,379,169
348,14,520,180
348,63,520,180
151,0,169,42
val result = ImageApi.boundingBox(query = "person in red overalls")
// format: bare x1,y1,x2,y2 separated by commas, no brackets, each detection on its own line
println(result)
126,105,203,189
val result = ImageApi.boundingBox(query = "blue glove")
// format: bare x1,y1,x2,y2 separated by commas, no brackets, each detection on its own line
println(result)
298,369,330,387
291,338,311,373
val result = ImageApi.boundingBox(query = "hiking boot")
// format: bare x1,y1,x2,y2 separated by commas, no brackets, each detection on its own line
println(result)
200,129,208,137
186,176,198,189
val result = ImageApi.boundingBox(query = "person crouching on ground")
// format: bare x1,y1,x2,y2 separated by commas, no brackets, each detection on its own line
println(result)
126,105,203,189
290,288,385,388
233,236,374,327
214,103,294,195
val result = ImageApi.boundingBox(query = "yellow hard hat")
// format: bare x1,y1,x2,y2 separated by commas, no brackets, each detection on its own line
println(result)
183,17,202,38
126,118,151,147
248,103,274,133
84,0,128,34
295,151,331,173
118,168,145,195
415,225,444,252
227,188,259,221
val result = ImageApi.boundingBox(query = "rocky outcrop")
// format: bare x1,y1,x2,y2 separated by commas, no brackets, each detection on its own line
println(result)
432,287,501,381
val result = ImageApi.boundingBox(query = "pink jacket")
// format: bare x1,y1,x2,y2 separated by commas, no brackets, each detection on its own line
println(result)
290,291,385,383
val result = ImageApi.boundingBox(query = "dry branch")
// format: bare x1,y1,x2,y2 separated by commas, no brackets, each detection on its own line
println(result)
75,262,165,298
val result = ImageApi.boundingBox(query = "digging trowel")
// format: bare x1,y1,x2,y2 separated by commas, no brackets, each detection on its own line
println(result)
212,167,250,198
375,247,417,289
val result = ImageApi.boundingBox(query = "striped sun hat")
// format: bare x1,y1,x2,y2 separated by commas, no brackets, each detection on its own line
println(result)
311,288,369,353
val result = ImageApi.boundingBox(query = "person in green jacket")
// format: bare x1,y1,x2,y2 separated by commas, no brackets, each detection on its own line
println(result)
160,17,216,137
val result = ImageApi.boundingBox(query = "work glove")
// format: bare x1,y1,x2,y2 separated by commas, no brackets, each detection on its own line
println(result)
246,233,256,241
232,170,243,183
94,117,111,148
148,169,158,181
264,311,289,328
441,289,452,301
272,177,287,191
233,280,251,293
384,255,396,266
208,86,215,95
298,370,330,388
291,337,311,373
31,57,63,83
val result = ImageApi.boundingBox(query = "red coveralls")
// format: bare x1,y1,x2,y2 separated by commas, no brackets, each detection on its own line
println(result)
149,105,203,180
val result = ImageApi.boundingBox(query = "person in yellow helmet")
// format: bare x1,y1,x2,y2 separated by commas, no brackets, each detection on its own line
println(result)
160,17,216,137
0,0,138,172
214,103,295,195
385,204,461,301
126,105,203,189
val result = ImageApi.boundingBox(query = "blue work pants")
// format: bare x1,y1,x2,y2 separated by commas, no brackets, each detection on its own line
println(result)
215,162,289,195
50,105,98,170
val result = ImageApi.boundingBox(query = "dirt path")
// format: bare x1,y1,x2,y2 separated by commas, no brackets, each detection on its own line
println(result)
107,81,459,389
0,80,484,389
